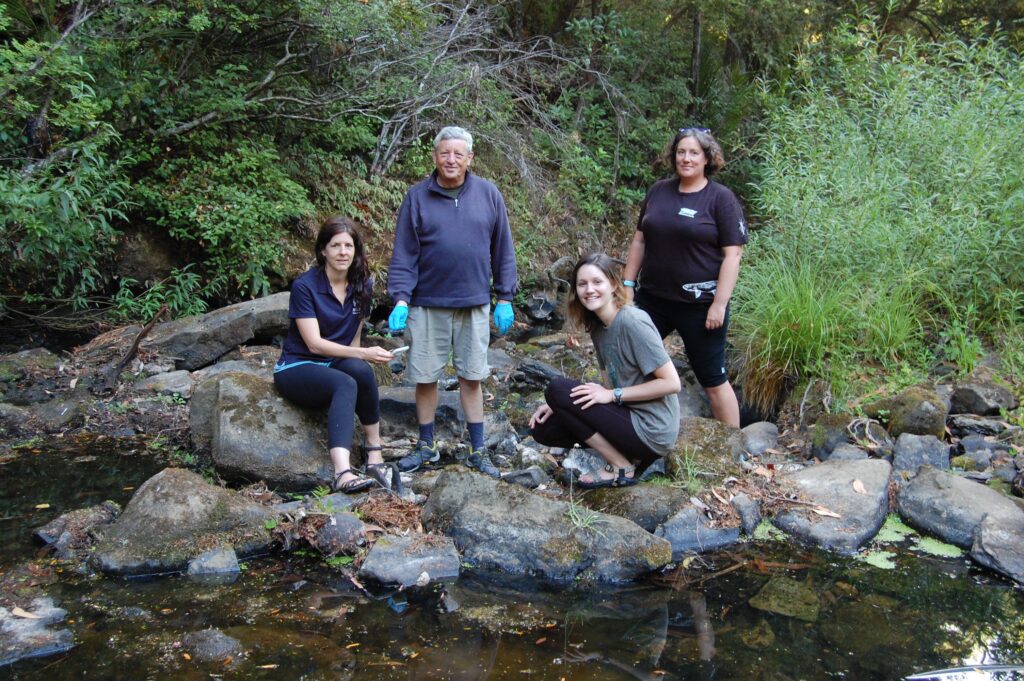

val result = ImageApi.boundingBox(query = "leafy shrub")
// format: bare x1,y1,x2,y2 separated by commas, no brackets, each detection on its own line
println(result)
133,137,313,298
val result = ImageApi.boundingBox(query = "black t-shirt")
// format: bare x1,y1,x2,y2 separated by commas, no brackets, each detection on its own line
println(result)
636,178,747,304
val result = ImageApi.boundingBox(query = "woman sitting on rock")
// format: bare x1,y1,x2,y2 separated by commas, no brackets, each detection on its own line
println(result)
529,253,680,488
274,217,394,493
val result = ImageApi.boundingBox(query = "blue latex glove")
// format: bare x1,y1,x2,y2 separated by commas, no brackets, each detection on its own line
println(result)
494,302,514,335
388,305,408,333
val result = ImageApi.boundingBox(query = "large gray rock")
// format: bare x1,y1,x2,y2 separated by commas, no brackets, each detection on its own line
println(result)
192,372,333,491
0,597,74,667
91,467,274,576
774,459,891,553
655,508,742,559
971,514,1024,585
951,378,1018,416
891,433,950,479
142,292,290,370
422,470,671,582
897,466,1024,549
358,534,461,587
742,421,779,457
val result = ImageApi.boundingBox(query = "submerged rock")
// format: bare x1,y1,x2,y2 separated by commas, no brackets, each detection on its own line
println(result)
0,597,74,667
748,576,819,622
91,467,274,576
181,628,244,663
422,470,671,582
358,534,460,587
774,459,891,553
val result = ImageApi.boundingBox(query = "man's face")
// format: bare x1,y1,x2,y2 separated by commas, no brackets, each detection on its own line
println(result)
433,138,473,187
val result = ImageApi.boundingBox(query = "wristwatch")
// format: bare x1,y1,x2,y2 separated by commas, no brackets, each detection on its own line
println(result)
613,388,624,405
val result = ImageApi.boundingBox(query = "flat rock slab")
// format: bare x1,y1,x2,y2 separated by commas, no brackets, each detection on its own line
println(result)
358,534,461,587
143,292,290,370
0,597,74,667
655,508,741,559
422,470,671,582
897,466,1024,549
91,467,274,576
774,459,891,553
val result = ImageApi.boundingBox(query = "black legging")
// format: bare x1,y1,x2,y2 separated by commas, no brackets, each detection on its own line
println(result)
273,358,380,450
530,377,659,467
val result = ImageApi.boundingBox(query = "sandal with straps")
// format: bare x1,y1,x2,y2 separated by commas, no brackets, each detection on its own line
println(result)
362,446,404,496
576,463,637,489
333,468,374,494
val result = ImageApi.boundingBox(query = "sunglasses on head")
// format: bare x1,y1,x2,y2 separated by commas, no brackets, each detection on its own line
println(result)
679,127,711,134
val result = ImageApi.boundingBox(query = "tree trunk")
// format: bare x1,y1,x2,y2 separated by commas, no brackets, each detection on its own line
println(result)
686,9,702,120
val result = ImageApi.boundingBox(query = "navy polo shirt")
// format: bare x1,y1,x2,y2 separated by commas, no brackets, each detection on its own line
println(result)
275,267,369,371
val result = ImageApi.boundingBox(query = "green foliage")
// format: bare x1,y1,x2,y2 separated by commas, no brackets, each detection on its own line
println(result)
133,139,313,298
738,22,1024,407
113,265,207,321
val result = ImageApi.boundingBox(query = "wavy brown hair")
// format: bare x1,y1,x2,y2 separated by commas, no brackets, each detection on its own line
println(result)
665,127,725,176
567,253,629,333
314,216,372,314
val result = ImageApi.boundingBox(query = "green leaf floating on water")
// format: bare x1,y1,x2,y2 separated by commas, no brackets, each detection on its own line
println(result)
857,550,897,569
912,536,964,558
873,515,917,544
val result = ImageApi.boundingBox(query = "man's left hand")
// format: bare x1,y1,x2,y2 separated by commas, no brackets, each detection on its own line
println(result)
494,302,514,335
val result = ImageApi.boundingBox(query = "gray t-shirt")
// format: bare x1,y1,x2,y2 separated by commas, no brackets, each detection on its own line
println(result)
591,305,680,455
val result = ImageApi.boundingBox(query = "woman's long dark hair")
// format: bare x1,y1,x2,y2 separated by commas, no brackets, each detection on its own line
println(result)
567,253,628,333
314,216,372,314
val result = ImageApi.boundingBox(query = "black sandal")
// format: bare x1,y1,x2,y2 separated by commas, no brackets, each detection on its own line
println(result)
363,446,404,496
333,468,374,494
576,464,637,489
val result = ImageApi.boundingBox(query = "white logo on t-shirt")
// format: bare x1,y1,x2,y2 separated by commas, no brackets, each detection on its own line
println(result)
739,219,747,236
678,207,697,218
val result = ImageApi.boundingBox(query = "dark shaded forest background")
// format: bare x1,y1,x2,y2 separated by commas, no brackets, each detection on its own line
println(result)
3,0,1023,409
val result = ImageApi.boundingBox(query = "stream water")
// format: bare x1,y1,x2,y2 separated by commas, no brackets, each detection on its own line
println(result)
2,438,1024,681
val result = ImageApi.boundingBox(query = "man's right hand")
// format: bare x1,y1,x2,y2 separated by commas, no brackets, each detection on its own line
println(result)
388,304,408,333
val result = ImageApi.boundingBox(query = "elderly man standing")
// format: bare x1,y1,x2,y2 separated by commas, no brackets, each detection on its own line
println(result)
387,126,518,478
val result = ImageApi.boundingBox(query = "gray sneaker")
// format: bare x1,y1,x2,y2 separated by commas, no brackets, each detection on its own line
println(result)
466,448,500,479
397,441,440,473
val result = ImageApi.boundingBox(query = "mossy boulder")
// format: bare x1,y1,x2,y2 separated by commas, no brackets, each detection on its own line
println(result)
665,417,744,483
865,385,947,439
809,413,854,460
91,467,274,576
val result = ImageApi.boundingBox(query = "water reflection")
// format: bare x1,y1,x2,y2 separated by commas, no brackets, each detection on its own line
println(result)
4,439,1024,680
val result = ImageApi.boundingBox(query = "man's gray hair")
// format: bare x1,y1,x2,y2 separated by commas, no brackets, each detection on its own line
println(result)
434,126,473,152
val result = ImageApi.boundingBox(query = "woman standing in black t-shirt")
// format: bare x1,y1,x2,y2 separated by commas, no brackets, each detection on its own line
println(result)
622,128,747,427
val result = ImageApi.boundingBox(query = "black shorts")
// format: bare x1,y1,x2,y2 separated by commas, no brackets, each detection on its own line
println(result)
635,290,729,388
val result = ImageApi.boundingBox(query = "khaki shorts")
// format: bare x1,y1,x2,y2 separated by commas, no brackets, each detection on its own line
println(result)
407,305,490,383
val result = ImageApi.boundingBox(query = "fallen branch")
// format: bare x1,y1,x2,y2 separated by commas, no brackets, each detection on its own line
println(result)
90,305,168,396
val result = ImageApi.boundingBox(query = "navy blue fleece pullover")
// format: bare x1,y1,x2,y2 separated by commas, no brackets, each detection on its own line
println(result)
387,171,518,307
